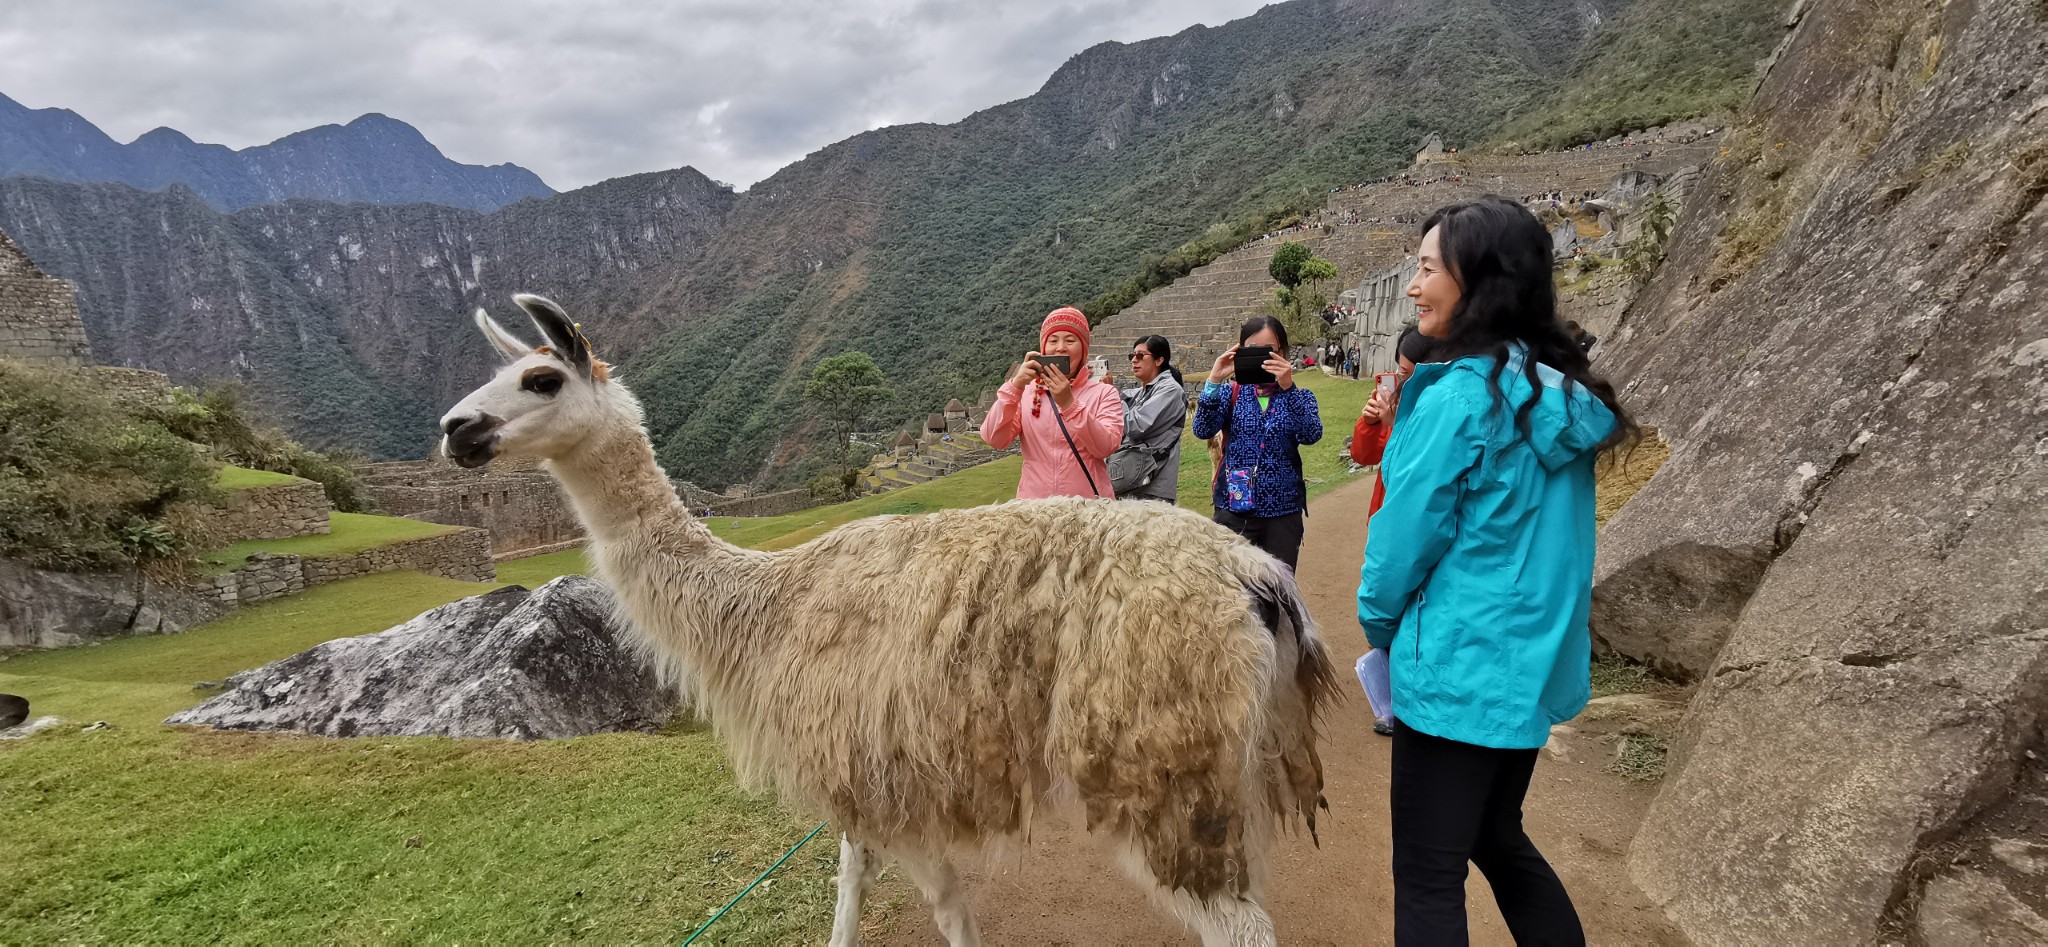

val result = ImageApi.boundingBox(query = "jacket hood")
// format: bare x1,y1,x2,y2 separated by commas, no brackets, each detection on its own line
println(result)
1405,344,1616,471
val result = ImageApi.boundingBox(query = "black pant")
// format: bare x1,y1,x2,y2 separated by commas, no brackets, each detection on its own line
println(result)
1390,722,1584,946
1211,508,1304,571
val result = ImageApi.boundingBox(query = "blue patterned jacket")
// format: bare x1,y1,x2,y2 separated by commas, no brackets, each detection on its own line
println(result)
1191,381,1323,517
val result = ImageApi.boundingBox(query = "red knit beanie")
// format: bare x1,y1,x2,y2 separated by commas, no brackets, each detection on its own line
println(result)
1040,306,1090,363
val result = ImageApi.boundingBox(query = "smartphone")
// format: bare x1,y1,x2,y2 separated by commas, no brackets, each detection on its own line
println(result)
1234,345,1276,385
1375,371,1402,400
1036,354,1072,377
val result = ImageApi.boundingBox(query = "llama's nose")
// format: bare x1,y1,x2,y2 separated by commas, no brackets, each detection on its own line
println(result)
442,414,470,436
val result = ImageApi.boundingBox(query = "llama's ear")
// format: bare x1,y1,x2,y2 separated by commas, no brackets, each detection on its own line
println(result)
475,308,532,361
513,293,593,376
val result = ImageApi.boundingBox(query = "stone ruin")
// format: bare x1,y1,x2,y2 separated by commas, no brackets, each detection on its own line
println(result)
356,454,584,558
0,227,92,366
855,390,1013,495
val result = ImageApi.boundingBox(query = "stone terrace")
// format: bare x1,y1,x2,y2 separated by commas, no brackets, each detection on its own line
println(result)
1094,136,1723,370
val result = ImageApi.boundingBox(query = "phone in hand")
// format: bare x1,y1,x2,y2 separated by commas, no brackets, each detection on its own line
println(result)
1234,345,1276,385
1036,354,1072,378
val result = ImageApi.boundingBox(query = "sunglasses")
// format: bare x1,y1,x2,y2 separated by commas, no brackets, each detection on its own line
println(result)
1128,352,1153,360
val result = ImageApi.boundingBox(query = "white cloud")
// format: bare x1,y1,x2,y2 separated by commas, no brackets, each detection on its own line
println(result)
0,0,1273,190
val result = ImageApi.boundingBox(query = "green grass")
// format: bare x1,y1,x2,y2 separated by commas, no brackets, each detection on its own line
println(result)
495,548,591,588
213,464,306,491
198,512,457,575
0,564,840,944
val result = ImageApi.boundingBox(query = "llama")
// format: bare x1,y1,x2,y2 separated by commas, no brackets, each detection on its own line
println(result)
440,295,1337,946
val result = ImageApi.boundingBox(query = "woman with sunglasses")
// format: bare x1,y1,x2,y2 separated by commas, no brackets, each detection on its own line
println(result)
1110,334,1186,502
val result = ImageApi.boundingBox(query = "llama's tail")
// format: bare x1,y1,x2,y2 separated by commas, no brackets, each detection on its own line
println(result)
1244,562,1338,846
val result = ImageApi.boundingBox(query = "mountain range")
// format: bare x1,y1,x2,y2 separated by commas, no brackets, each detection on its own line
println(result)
0,0,1786,487
0,95,553,212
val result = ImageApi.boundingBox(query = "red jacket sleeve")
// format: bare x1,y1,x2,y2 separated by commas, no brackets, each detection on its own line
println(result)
1350,415,1391,466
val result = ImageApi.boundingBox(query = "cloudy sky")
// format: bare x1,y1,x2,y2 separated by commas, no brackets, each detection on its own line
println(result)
0,0,1274,191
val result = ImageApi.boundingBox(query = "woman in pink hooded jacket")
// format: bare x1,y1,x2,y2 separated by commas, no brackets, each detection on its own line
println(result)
980,307,1124,499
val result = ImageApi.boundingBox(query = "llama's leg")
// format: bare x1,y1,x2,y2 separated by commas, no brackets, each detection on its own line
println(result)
891,849,981,947
829,835,881,947
1108,837,1276,947
1183,897,1277,947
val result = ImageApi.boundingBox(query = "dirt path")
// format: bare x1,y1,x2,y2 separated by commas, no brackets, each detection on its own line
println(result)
879,475,1684,945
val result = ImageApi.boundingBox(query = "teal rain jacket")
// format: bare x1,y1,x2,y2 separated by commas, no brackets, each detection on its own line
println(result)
1356,345,1617,749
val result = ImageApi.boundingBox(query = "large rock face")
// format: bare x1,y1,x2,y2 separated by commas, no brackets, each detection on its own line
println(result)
0,559,226,651
1593,0,2048,941
167,577,676,740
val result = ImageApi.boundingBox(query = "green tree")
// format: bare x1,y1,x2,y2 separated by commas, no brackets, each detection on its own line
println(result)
1270,254,1342,345
803,352,894,493
1268,241,1313,289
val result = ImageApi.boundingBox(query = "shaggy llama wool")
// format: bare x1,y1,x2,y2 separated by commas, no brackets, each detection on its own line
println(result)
440,295,1338,946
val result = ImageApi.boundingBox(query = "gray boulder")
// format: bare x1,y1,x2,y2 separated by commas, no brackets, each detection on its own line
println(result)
167,577,675,739
1591,0,2048,941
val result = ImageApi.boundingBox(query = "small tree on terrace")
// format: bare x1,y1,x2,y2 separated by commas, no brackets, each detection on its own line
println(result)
804,352,894,496
1268,241,1313,289
1268,251,1341,346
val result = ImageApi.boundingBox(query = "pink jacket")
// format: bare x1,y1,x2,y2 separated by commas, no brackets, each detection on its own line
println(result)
980,373,1124,499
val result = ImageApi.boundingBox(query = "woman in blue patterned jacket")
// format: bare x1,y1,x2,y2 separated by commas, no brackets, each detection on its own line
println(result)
1191,316,1323,571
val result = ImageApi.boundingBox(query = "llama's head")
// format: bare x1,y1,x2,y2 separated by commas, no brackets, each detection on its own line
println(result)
440,294,643,468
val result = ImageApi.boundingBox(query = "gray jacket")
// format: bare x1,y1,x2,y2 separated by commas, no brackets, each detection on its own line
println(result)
1118,373,1186,500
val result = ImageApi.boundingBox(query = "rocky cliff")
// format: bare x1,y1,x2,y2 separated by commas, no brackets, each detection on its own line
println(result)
0,96,553,212
0,168,735,456
1590,0,2047,940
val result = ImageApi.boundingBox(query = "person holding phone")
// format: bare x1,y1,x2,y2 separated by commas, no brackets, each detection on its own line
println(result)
1350,324,1437,514
1358,196,1638,944
1191,316,1322,570
979,306,1124,499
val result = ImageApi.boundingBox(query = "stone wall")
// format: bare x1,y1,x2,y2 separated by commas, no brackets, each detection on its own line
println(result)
207,480,331,543
357,460,583,556
0,227,92,366
92,366,175,407
205,526,494,607
673,482,818,518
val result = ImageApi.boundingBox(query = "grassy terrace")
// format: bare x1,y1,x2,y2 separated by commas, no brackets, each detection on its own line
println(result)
197,512,457,575
214,464,307,491
0,371,1373,943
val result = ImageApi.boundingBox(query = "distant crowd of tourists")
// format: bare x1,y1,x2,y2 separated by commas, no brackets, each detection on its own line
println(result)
981,194,1635,943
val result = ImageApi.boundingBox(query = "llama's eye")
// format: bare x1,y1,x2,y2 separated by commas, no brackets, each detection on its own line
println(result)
522,372,564,396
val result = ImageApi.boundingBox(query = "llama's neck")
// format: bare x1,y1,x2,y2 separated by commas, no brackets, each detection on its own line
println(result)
543,420,772,697
544,421,698,547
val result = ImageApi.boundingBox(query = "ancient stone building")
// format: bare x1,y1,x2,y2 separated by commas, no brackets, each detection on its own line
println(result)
355,458,585,558
0,227,92,365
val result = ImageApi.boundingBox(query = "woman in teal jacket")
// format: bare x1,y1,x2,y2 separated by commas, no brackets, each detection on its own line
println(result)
1358,196,1637,945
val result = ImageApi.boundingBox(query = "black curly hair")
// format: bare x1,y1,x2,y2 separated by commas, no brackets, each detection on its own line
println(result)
1417,195,1638,453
